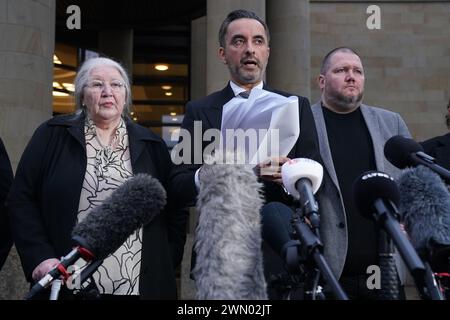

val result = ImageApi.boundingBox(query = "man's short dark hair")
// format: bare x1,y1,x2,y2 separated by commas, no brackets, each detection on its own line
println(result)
218,9,270,48
320,47,361,75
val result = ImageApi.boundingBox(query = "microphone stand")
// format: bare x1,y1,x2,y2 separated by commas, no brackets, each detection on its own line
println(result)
25,245,95,300
48,260,104,300
290,207,348,300
373,199,444,300
378,230,400,299
428,244,450,299
40,259,104,300
423,262,446,300
67,259,103,300
49,279,62,300
79,259,104,285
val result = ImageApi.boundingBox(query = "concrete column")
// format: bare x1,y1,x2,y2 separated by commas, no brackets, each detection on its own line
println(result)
98,29,134,77
206,0,265,94
0,0,56,299
190,16,207,101
266,0,311,98
179,17,207,299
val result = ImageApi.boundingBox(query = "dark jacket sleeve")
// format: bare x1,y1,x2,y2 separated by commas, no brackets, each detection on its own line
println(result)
421,140,437,157
421,135,442,159
169,101,202,208
0,138,13,270
421,133,450,171
7,124,57,280
295,96,321,161
153,141,188,269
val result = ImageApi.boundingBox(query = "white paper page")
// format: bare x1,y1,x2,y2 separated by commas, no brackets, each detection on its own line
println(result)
220,88,300,165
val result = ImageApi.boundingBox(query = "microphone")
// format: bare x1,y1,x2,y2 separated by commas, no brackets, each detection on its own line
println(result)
281,158,323,229
352,171,402,299
353,171,400,219
384,135,450,183
397,165,450,273
267,159,348,300
353,171,445,299
193,160,267,300
260,202,296,262
353,171,425,273
25,173,166,300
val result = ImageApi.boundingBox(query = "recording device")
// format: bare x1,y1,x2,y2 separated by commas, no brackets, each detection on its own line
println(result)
277,158,347,300
353,171,444,300
261,202,338,299
281,158,323,230
25,174,166,300
194,161,267,299
260,157,324,262
353,171,423,272
384,135,450,183
261,202,297,265
397,165,450,273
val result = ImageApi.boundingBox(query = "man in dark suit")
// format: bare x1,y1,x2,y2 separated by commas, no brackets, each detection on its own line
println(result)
170,9,320,299
0,137,13,270
171,8,319,207
421,99,450,170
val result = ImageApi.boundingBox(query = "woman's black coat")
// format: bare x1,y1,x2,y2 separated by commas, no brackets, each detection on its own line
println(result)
8,112,186,299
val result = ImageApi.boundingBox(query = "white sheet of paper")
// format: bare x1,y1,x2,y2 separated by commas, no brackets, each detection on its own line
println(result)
220,88,300,165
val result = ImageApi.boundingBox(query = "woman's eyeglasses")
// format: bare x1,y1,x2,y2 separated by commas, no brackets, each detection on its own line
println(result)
86,80,125,92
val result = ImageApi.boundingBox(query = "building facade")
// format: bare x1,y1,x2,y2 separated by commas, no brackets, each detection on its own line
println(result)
0,0,448,299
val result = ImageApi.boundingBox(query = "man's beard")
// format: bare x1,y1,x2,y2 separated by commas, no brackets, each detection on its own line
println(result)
327,90,364,112
228,64,262,85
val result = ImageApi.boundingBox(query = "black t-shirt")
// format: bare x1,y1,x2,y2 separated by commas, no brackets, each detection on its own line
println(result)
322,106,378,276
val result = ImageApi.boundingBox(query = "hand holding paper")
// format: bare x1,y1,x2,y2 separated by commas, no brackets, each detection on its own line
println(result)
220,88,300,168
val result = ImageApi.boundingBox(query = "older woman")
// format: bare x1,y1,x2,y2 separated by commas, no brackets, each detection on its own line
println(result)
8,57,186,299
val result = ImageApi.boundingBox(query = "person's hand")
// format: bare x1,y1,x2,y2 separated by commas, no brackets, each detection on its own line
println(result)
32,258,59,281
254,157,291,185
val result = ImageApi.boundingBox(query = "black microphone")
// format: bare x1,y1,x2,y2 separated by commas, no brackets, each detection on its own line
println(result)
384,135,450,184
25,173,166,300
260,201,308,284
353,171,405,300
261,202,296,261
397,165,450,273
193,159,267,300
353,171,445,300
353,171,425,274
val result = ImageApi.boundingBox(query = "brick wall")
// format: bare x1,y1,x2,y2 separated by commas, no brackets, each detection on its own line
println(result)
310,1,450,141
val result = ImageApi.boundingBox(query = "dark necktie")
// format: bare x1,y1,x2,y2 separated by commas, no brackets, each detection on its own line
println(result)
239,90,251,99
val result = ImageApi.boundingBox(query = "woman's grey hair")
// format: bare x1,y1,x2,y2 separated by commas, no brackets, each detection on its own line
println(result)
74,57,132,116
